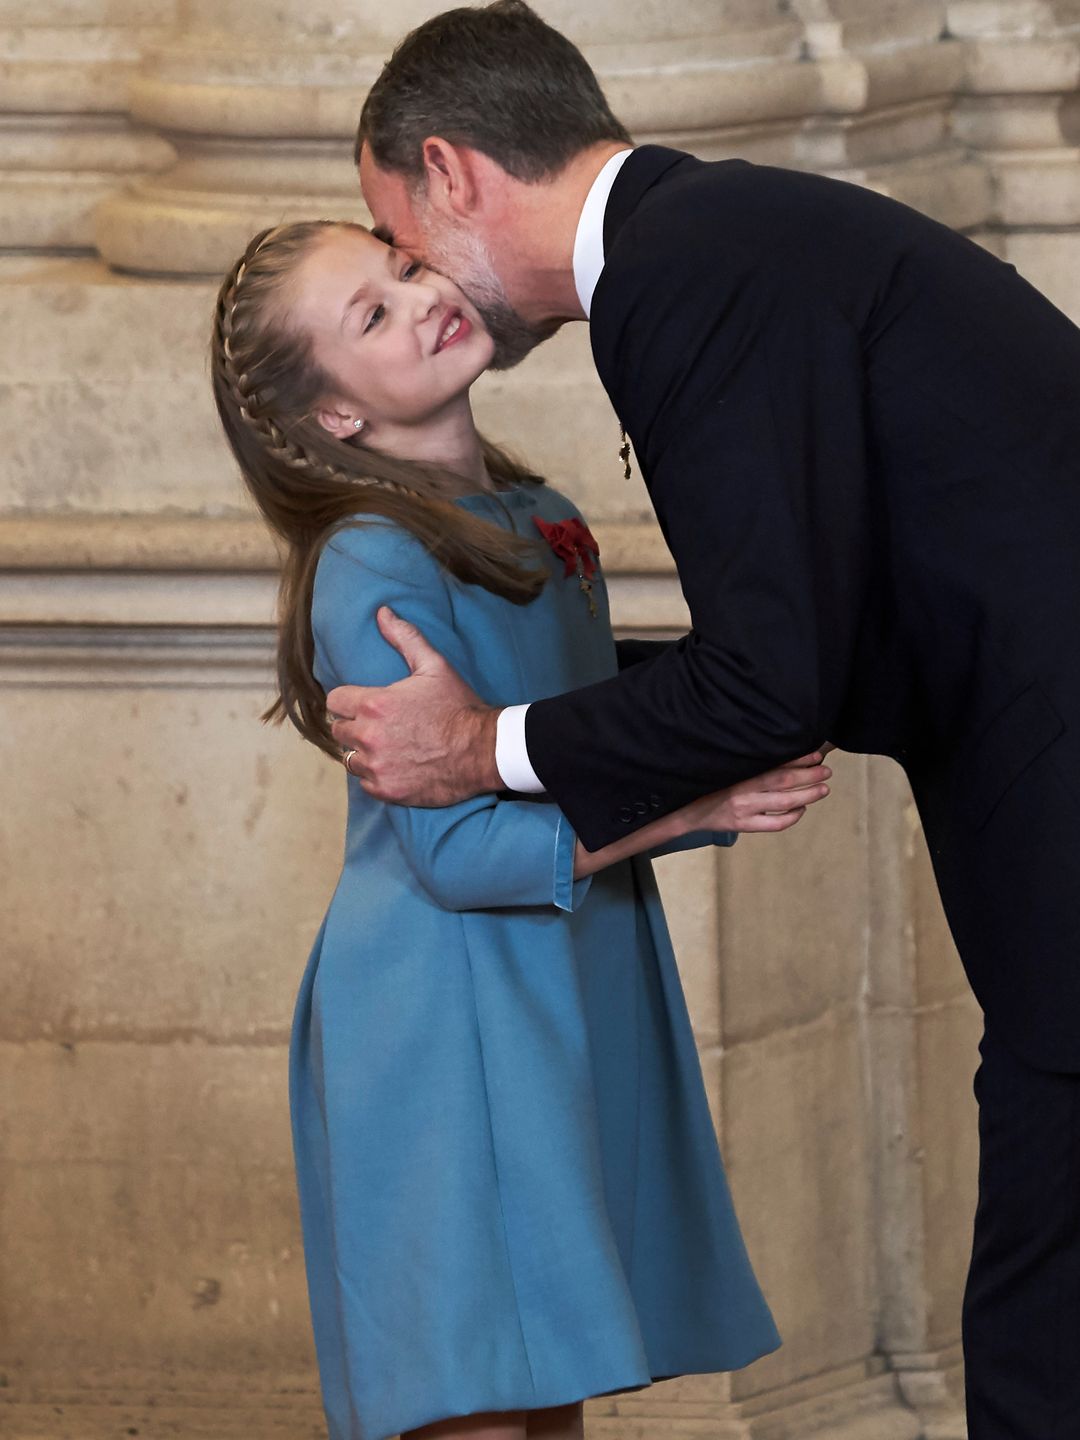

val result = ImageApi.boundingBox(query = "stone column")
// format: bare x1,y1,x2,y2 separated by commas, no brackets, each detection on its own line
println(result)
88,0,823,529
708,755,912,1439
94,0,994,277
791,0,991,227
94,0,396,276
0,0,175,252
864,763,981,1440
93,0,816,276
949,0,1080,317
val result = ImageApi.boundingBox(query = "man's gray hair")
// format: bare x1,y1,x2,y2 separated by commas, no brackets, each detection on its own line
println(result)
356,0,632,182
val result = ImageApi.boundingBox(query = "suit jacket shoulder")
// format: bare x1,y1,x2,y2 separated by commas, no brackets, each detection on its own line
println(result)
590,149,924,459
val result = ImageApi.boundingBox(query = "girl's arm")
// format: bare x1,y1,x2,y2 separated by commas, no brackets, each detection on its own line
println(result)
572,754,831,877
316,522,830,906
315,520,594,913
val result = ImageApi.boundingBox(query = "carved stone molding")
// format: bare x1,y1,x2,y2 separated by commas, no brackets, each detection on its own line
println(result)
0,2,175,249
0,515,688,630
0,626,274,689
0,1358,924,1440
0,513,674,574
93,3,814,274
951,0,1080,223
88,0,997,275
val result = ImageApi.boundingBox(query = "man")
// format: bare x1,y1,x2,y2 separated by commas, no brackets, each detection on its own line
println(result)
329,5,1080,1435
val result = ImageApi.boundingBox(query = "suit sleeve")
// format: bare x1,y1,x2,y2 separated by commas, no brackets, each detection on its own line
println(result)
616,637,676,670
525,248,870,851
314,523,591,913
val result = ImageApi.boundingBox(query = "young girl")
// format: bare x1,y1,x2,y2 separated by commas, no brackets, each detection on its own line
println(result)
210,221,831,1440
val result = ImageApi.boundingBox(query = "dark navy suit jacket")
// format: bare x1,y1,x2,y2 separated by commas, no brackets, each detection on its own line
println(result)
525,146,1080,1070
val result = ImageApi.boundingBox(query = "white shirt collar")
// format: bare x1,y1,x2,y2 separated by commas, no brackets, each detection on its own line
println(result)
572,148,634,320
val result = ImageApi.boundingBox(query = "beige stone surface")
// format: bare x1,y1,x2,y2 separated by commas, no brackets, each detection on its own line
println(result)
724,1008,875,1397
92,0,811,275
8,0,1080,1431
0,260,644,523
652,845,722,1048
0,1396,326,1440
0,514,674,574
1004,229,1080,321
916,998,982,1351
1,2,175,250
0,685,340,1045
0,1040,313,1373
860,755,975,1439
716,754,869,1043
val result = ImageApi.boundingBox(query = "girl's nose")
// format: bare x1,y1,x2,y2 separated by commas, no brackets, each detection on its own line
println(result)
412,282,442,319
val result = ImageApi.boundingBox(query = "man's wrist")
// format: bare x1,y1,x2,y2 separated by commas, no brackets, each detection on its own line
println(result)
494,702,546,793
465,705,502,793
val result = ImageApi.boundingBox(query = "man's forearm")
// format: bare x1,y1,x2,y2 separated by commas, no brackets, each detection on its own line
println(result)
493,644,675,797
525,635,826,853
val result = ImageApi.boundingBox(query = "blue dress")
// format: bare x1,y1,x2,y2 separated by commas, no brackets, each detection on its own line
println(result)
289,480,779,1440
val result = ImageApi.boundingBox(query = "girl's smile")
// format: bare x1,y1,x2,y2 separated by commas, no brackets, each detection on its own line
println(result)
435,309,471,352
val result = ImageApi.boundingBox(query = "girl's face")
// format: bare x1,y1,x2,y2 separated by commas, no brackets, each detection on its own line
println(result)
289,224,496,437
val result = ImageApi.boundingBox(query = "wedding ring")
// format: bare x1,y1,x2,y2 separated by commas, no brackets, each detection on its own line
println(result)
342,749,358,776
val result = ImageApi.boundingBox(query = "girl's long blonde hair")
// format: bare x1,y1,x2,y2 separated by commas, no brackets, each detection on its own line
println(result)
210,221,546,760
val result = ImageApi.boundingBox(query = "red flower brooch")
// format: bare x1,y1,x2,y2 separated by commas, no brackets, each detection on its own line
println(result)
533,516,601,617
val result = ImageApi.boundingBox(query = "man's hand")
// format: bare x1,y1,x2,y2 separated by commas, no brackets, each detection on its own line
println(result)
327,607,502,806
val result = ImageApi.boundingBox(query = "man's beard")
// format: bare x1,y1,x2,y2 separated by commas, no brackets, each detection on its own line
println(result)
422,221,555,371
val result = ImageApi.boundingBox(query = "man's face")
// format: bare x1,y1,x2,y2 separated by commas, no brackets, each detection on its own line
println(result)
358,141,555,370
358,142,427,255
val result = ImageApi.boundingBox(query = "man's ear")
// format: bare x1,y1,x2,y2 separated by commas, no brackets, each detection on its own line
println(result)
315,403,365,440
420,136,481,221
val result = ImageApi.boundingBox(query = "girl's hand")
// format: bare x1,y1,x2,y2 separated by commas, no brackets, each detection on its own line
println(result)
572,753,833,878
682,753,832,835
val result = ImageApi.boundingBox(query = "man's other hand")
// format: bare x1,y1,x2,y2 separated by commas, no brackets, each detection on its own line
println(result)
327,607,502,806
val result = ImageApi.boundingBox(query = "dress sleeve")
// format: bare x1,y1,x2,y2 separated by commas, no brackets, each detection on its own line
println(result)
647,830,738,860
313,521,592,914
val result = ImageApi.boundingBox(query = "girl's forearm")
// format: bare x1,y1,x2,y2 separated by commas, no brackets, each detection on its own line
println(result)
572,805,693,878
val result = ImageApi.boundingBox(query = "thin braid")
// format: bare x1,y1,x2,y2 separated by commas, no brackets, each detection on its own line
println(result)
210,218,550,761
213,229,406,495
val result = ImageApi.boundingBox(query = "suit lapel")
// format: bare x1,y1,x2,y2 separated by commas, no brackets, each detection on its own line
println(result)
590,148,693,470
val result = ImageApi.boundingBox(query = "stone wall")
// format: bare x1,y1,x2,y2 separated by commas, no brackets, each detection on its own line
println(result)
3,3,1079,1437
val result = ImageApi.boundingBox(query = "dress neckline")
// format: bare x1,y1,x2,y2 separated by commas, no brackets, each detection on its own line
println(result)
452,481,541,511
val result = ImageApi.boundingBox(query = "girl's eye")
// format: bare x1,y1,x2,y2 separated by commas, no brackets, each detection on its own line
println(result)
361,264,420,334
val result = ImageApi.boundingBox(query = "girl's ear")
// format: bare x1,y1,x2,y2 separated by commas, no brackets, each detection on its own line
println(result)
315,404,365,440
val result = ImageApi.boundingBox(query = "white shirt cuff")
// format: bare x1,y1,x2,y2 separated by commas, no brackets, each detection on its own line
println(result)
495,704,546,794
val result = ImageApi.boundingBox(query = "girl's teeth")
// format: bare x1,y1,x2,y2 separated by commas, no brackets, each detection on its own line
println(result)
442,316,461,345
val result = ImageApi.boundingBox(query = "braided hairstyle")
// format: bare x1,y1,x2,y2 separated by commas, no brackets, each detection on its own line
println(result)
210,221,548,760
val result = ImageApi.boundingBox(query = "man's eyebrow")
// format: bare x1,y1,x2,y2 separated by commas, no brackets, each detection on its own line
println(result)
371,224,395,245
